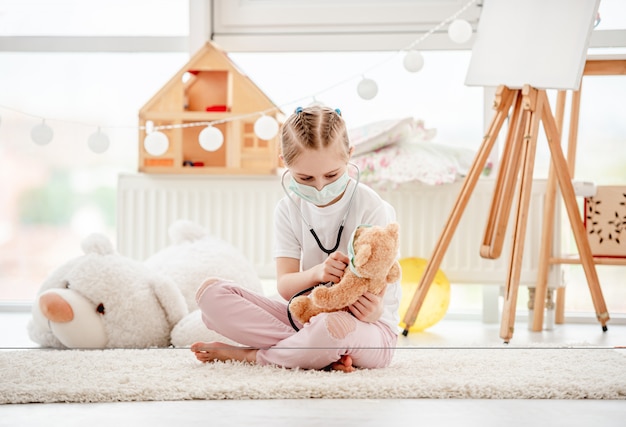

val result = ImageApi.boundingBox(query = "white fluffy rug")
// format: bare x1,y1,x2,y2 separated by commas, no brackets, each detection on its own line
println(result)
1,347,625,403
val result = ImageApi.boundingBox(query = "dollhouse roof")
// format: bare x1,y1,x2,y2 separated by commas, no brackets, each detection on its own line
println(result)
140,41,282,117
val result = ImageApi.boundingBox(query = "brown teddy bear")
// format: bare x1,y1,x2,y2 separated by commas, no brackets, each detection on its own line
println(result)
289,222,401,325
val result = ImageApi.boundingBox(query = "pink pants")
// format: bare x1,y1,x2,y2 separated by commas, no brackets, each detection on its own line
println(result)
195,278,398,370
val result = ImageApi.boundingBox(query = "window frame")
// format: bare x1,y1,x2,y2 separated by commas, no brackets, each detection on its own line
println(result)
209,0,481,52
206,0,626,53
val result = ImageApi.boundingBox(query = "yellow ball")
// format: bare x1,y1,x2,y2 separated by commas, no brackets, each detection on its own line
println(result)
398,257,451,332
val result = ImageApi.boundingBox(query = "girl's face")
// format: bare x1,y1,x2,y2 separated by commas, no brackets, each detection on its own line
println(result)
287,144,352,191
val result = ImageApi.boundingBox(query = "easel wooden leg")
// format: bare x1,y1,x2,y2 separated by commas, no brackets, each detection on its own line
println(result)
402,87,610,339
531,90,567,331
500,87,542,342
538,90,610,329
532,160,559,331
481,94,526,259
555,287,566,324
533,87,583,330
556,87,583,324
400,87,517,335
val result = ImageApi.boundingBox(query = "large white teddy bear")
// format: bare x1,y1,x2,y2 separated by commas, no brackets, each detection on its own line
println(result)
28,220,263,348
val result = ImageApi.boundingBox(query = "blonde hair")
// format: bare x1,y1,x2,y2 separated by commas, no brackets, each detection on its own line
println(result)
280,106,350,167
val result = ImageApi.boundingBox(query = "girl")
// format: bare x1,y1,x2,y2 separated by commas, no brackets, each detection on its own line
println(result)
191,106,401,372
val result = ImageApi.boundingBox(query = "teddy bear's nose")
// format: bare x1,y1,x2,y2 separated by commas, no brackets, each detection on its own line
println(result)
39,292,74,323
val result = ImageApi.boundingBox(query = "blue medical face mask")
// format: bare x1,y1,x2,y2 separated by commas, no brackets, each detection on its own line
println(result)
288,171,350,206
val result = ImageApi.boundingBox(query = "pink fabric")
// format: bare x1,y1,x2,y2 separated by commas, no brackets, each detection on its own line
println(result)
196,279,397,370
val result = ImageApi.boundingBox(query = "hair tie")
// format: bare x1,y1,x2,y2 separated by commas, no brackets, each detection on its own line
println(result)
334,108,342,116
295,106,303,114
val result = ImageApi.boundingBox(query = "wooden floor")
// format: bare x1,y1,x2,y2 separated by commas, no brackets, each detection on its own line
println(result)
1,310,625,427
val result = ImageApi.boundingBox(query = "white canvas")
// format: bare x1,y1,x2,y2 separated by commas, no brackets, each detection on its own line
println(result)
465,0,600,90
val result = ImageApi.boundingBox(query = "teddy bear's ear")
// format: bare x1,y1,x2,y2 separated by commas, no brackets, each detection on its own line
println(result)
354,243,372,267
168,220,207,245
387,222,399,236
80,234,114,255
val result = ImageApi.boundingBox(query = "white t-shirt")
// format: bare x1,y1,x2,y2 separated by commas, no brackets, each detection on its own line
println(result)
274,177,402,332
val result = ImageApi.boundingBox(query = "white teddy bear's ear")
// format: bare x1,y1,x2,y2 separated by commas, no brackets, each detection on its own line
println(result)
80,233,114,255
168,220,208,244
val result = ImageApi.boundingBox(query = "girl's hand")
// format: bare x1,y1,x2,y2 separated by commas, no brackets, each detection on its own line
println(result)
316,251,349,284
348,291,384,323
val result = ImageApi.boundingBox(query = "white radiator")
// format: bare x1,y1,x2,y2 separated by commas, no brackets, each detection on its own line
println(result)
117,174,556,286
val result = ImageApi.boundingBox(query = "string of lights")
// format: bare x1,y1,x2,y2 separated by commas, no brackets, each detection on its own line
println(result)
0,0,478,155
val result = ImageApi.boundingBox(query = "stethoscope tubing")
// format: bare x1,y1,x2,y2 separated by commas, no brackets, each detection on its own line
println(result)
281,163,360,330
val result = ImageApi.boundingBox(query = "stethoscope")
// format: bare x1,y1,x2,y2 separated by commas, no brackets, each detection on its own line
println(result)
281,163,360,331
280,162,360,255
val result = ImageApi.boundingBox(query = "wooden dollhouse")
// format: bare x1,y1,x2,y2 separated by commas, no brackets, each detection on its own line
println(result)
138,42,284,174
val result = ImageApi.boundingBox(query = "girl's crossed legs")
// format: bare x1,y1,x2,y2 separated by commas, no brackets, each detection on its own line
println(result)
191,278,397,371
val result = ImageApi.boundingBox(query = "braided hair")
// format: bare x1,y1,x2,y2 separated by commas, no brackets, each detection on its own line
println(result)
280,106,350,167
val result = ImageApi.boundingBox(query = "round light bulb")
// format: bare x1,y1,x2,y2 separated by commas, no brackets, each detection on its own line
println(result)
31,122,54,146
448,19,472,44
254,115,279,140
403,50,425,73
198,126,224,152
357,78,378,100
145,120,155,134
144,131,169,156
88,129,110,154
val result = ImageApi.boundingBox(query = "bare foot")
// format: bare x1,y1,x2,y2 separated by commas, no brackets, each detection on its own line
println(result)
191,341,257,364
329,354,355,373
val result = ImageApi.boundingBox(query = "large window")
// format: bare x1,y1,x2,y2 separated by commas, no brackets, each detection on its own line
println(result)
0,0,188,36
228,50,483,145
0,0,189,303
1,0,624,321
